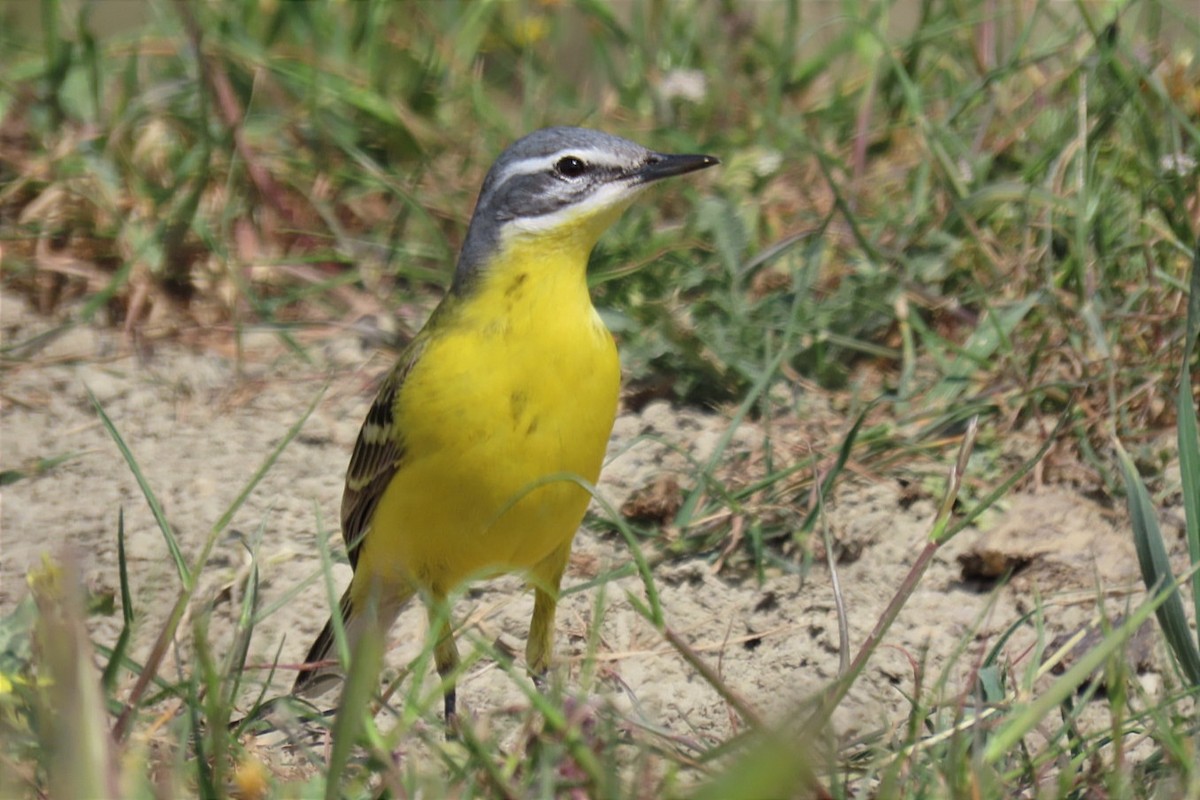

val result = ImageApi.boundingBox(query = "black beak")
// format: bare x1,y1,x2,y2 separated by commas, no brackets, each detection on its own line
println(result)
635,152,720,183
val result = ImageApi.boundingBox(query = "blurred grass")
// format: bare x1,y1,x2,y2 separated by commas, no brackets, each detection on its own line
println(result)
1,0,1199,797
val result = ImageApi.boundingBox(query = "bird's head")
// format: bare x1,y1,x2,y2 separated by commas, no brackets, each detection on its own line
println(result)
453,126,718,292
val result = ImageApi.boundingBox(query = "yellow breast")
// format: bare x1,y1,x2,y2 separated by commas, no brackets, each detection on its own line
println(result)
362,234,621,593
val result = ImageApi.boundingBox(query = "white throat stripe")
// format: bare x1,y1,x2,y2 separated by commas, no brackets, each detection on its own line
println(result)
503,180,644,236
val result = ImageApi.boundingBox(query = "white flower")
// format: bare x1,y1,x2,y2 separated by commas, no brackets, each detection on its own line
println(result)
1160,153,1197,176
658,69,708,103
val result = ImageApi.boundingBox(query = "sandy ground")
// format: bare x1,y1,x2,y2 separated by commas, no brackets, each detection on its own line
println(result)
1,292,1183,777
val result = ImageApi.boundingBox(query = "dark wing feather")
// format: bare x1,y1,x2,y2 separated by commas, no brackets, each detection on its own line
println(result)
341,336,429,569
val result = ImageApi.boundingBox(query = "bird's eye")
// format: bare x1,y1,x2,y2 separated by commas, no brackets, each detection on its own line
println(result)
555,156,587,178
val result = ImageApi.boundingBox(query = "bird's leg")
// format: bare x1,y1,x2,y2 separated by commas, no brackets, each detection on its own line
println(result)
527,543,570,692
427,600,461,729
527,585,554,692
435,635,460,724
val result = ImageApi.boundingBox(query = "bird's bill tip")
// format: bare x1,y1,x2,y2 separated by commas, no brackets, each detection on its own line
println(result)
636,152,720,183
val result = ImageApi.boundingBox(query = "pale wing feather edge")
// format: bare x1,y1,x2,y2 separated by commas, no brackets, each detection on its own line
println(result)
341,336,429,569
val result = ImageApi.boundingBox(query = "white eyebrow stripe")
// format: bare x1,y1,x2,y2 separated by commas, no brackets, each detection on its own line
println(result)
490,147,636,189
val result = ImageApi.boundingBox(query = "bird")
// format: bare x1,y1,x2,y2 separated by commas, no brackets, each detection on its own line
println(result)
292,126,718,722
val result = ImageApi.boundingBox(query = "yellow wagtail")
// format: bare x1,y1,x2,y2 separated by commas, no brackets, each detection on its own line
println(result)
293,127,718,720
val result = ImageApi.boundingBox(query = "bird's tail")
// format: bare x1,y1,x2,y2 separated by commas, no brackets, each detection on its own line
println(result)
292,589,353,697
292,580,411,697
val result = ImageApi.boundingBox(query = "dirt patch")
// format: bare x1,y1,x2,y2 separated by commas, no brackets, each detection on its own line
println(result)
0,293,1174,767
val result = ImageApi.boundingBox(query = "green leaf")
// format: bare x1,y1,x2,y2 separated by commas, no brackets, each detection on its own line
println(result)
1181,246,1200,626
0,452,82,486
88,388,189,585
1119,442,1200,685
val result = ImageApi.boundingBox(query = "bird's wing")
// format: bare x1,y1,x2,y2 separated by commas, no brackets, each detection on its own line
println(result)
340,334,430,570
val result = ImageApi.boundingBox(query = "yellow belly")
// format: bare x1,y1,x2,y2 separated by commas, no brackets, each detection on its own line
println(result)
358,255,620,594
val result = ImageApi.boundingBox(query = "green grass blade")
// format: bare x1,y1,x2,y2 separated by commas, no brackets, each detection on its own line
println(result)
88,387,190,585
325,594,384,800
222,536,260,710
30,557,119,799
805,419,983,732
112,389,324,740
100,508,133,691
1118,441,1200,685
983,562,1197,764
574,474,665,627
314,503,352,672
187,666,218,800
115,507,134,627
0,451,81,486
798,403,873,534
692,728,818,800
1181,246,1200,626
